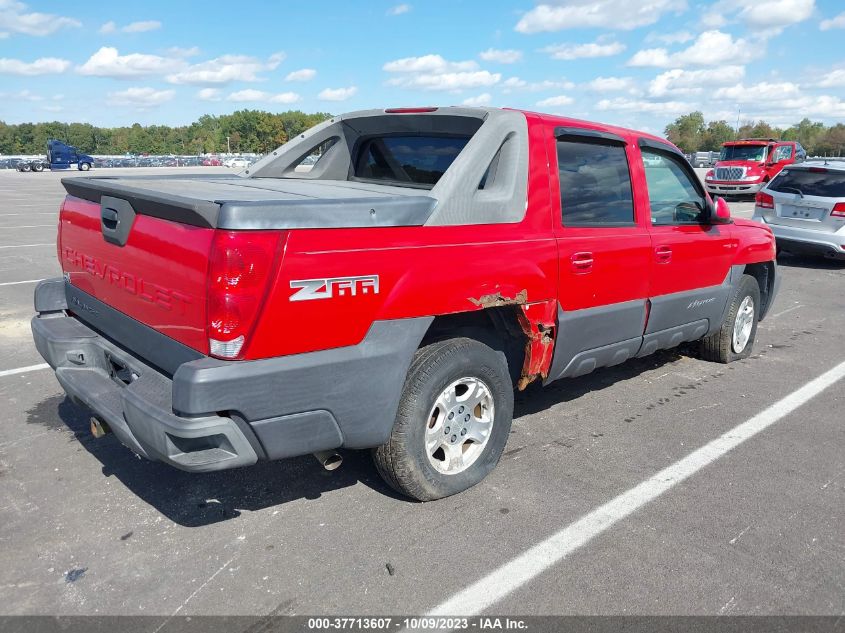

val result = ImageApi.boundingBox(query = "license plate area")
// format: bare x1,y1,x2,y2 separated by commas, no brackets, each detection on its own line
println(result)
105,352,138,387
779,205,825,220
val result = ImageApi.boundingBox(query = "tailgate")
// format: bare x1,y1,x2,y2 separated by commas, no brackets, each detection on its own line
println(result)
59,194,214,354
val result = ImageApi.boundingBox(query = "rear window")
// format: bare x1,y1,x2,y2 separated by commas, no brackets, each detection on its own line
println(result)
354,135,471,187
557,140,635,226
769,168,845,198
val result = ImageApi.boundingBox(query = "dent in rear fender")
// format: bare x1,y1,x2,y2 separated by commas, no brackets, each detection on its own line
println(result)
171,317,434,449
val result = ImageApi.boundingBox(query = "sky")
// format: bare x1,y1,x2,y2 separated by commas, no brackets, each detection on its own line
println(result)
1,0,845,135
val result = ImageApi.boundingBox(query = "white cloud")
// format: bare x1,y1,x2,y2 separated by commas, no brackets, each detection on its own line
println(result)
384,54,500,91
648,66,745,97
197,88,221,101
596,97,693,115
703,0,815,34
500,77,574,93
515,0,687,33
123,20,161,33
820,12,845,30
0,88,42,101
108,87,175,108
462,93,492,106
40,104,63,112
714,81,800,103
627,30,760,67
536,95,574,107
646,30,694,44
227,89,301,103
168,46,201,58
387,70,501,91
479,48,523,64
166,52,285,85
586,76,637,92
383,54,477,73
285,68,316,81
77,47,182,78
99,21,116,34
0,56,70,75
0,0,80,36
387,3,411,15
542,40,625,60
817,68,845,88
318,86,358,101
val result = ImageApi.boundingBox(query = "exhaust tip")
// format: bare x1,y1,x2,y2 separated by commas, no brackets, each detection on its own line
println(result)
90,416,110,439
313,450,343,471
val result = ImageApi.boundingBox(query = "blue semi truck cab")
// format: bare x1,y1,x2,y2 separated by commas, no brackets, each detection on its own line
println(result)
47,139,94,171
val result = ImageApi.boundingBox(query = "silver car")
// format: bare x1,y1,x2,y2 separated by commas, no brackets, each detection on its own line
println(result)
752,161,845,260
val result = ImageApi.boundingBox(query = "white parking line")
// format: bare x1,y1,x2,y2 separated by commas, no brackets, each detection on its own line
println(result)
0,279,43,286
0,225,55,229
0,364,49,379
424,359,845,618
0,243,53,249
0,213,56,216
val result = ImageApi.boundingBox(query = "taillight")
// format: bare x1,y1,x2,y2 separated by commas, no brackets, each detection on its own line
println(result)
832,202,845,218
207,230,282,359
755,192,775,209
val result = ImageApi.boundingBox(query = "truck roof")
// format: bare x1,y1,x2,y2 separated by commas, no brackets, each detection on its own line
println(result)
723,138,781,146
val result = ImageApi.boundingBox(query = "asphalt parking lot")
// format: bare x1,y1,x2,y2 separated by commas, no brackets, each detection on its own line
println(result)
0,167,843,619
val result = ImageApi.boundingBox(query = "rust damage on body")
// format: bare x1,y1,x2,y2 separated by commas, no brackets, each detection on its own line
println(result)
468,289,528,308
515,301,556,390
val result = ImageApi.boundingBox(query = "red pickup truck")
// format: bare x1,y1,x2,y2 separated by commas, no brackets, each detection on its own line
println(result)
32,107,780,500
704,138,807,197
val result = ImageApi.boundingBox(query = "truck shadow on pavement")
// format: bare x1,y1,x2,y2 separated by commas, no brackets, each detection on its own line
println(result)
27,347,690,526
26,395,404,527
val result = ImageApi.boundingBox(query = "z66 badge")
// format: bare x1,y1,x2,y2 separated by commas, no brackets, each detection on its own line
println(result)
289,275,379,302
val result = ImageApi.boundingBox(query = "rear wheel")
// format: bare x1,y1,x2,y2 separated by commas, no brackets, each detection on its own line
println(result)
699,274,760,363
373,337,514,501
32,162,44,172
18,163,31,172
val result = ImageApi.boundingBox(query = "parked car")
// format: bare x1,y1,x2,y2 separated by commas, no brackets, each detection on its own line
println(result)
705,139,806,197
753,161,845,260
691,151,718,168
32,106,779,501
223,157,251,168
202,157,222,166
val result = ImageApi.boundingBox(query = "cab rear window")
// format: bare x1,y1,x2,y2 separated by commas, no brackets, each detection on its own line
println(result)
769,169,845,198
354,135,471,187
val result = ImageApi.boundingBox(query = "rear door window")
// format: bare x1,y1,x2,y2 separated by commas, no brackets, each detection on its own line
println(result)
354,135,471,187
769,169,845,197
556,140,635,226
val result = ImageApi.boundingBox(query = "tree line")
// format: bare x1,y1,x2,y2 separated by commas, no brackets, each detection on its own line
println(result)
0,110,333,156
665,111,845,155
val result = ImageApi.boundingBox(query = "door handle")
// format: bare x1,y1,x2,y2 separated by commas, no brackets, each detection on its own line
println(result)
571,251,594,272
655,246,672,264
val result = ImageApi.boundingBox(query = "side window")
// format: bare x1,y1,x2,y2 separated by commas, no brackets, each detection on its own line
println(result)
557,140,634,226
774,145,793,162
641,149,707,226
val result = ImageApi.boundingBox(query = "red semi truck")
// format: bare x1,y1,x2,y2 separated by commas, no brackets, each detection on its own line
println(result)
704,138,807,197
32,107,780,500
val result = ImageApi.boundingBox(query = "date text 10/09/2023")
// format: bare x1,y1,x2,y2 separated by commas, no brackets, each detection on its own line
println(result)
307,617,529,630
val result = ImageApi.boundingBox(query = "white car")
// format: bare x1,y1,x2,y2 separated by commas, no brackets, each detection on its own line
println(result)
224,157,251,168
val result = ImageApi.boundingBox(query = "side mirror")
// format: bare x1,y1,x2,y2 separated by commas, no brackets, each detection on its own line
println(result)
709,197,731,224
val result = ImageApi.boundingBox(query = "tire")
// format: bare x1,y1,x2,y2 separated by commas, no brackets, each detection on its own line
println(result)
32,162,44,172
19,163,31,172
373,337,514,501
698,274,761,363
79,162,91,171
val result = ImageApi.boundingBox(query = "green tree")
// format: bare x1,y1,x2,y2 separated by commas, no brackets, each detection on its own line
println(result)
665,111,705,152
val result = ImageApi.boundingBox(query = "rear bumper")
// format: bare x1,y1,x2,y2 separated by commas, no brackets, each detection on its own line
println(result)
752,218,845,260
32,279,431,472
705,181,764,195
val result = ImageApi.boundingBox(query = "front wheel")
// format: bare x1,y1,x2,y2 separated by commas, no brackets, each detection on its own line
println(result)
373,337,514,501
699,274,761,363
78,162,91,171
